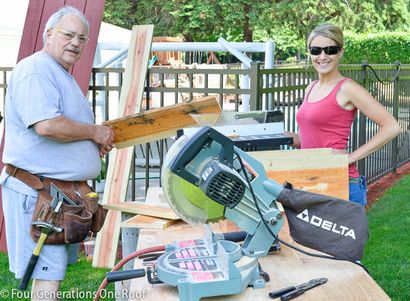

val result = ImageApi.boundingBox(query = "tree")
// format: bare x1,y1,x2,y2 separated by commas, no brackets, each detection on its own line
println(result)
263,0,410,59
103,0,410,59
103,0,273,42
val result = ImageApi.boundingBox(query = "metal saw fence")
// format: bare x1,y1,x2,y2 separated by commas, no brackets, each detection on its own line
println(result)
0,63,409,198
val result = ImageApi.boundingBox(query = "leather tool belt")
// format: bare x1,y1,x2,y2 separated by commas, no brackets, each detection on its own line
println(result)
5,164,107,244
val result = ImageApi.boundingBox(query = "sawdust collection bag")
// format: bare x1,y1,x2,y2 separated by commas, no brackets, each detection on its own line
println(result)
277,187,368,261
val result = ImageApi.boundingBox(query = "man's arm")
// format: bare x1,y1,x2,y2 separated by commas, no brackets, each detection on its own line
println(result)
34,115,114,147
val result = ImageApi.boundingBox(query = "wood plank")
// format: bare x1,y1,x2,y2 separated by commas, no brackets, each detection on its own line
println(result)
93,25,154,268
17,0,46,62
34,0,64,52
71,0,105,94
129,220,390,301
251,149,349,200
103,202,180,220
145,186,167,204
105,96,221,148
121,215,177,230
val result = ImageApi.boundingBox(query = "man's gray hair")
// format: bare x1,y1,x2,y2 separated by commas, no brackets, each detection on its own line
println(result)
42,6,89,44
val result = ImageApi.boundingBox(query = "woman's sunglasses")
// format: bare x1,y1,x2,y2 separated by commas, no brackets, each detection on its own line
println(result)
309,46,341,56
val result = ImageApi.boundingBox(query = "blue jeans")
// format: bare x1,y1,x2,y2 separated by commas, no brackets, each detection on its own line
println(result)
349,176,367,206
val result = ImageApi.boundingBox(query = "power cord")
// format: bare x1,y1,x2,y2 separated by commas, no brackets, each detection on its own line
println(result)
235,150,370,275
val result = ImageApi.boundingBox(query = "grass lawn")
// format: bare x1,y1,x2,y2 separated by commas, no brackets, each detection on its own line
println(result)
362,174,410,301
0,252,114,300
0,174,409,300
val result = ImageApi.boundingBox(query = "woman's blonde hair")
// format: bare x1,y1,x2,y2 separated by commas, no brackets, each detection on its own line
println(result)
307,23,344,48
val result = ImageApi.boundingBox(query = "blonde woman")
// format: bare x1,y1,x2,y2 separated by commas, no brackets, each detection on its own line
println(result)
288,23,402,205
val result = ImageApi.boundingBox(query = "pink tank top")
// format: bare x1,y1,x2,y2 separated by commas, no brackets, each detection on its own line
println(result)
296,78,359,178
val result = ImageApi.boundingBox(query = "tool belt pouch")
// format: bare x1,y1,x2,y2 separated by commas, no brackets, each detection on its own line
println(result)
68,181,108,233
30,190,91,244
91,204,108,233
30,181,107,244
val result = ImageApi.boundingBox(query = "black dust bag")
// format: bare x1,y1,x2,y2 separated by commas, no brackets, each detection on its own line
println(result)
276,187,368,261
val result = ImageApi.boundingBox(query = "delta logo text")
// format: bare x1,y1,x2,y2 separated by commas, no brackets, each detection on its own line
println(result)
296,209,356,240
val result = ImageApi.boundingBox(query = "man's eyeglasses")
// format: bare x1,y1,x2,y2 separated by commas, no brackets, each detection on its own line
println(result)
54,28,89,45
309,46,341,56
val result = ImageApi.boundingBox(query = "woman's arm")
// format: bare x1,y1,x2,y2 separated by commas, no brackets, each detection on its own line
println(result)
339,80,402,164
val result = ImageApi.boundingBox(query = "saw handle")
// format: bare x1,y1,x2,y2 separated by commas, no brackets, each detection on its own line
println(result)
106,269,146,283
222,231,247,242
172,127,234,185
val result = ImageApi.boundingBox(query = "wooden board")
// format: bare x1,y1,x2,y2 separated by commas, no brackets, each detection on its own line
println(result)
129,220,390,301
251,148,349,200
145,186,167,204
121,215,177,230
0,0,105,253
103,202,180,220
105,96,221,148
93,25,154,268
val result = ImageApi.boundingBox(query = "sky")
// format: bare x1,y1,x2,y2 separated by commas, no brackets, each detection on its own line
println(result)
0,0,29,65
0,1,131,67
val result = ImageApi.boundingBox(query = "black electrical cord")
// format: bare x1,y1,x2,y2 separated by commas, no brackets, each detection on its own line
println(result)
362,62,401,85
234,150,370,275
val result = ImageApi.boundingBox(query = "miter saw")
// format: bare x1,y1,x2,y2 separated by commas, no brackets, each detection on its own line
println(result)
154,126,286,301
101,124,369,301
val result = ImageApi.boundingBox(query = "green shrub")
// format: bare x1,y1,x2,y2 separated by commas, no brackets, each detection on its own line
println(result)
95,158,106,183
343,32,410,64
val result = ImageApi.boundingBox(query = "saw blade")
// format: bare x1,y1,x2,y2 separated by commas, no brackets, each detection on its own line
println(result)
161,135,225,224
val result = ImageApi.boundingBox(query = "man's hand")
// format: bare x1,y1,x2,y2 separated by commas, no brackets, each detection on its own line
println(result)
93,125,115,146
99,144,114,157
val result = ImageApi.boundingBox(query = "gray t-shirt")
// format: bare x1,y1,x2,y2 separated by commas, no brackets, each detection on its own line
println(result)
3,50,100,181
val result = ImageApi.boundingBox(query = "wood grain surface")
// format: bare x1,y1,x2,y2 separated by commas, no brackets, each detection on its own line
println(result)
105,96,221,148
128,220,390,301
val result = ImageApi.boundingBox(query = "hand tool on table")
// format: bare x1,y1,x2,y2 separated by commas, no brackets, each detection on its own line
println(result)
18,184,74,290
268,277,328,300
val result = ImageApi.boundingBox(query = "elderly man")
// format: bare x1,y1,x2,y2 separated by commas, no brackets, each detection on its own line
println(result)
0,6,114,300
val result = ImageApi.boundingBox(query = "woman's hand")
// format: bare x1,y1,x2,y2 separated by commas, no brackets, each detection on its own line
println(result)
331,149,356,165
284,131,301,148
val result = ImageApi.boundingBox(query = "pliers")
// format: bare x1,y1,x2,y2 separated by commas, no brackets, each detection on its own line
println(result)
268,277,328,301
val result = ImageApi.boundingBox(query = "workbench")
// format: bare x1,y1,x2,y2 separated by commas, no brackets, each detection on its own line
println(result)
106,148,387,300
127,220,390,301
